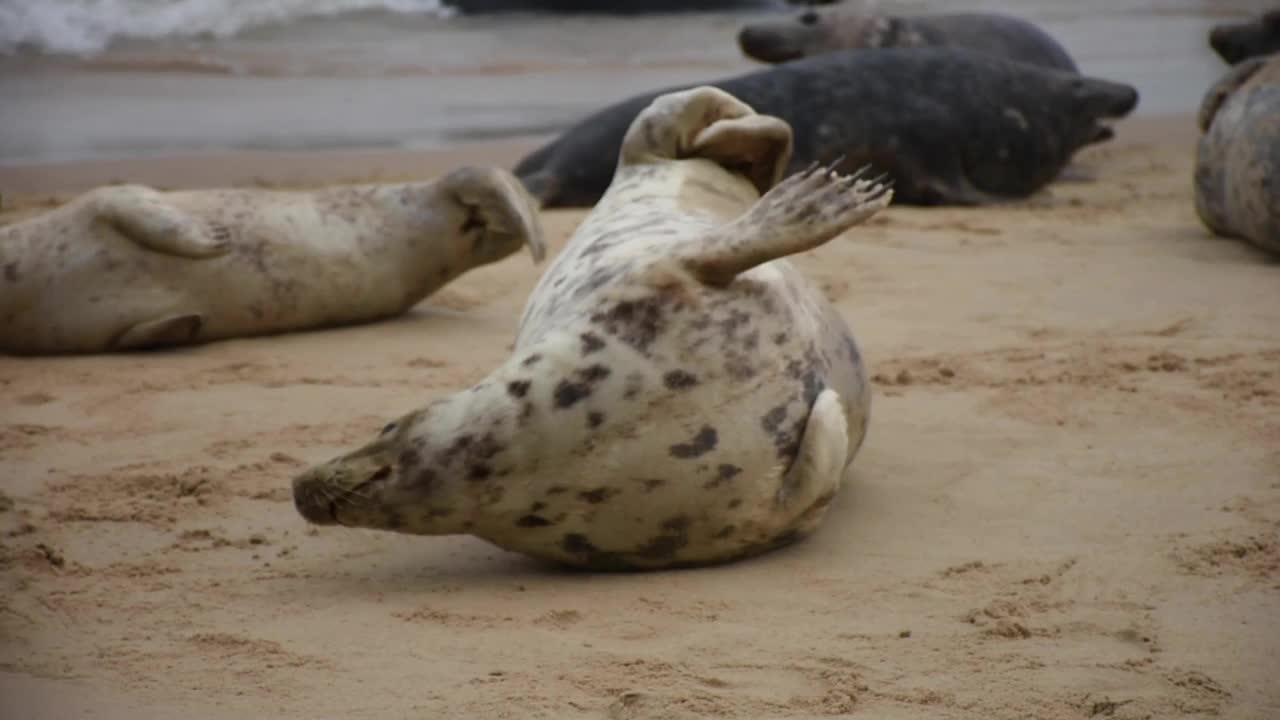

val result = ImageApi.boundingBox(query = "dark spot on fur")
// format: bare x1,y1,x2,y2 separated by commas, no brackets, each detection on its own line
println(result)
587,411,605,429
398,448,419,467
637,515,691,559
578,487,617,504
554,380,590,408
589,296,667,353
728,498,743,509
704,464,742,490
578,364,611,382
507,380,531,398
623,372,644,400
415,468,437,489
714,525,736,539
663,370,699,391
468,464,493,482
580,332,605,354
638,478,665,492
517,515,553,528
547,486,569,495
3,263,17,282
531,501,547,513
669,425,718,459
522,354,542,367
562,533,597,554
761,405,788,435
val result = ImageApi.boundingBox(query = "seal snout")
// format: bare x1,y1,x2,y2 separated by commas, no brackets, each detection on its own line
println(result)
291,462,392,526
736,25,801,63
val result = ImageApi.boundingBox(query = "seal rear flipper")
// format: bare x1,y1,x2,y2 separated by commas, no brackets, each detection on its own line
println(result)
109,314,205,351
775,389,849,530
618,85,793,196
444,167,547,264
682,161,892,287
92,186,233,259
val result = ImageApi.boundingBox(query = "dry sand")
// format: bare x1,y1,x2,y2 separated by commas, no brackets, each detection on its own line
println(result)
1,117,1278,719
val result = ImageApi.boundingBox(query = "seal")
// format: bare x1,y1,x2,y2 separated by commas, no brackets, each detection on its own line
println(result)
1194,54,1280,255
514,47,1138,208
735,8,1122,147
737,8,1079,71
292,85,894,571
0,166,546,355
1209,9,1280,65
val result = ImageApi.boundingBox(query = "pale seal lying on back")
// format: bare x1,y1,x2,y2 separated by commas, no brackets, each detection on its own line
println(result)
0,167,545,355
514,47,1138,208
1209,8,1280,65
1194,54,1280,255
292,85,893,571
737,7,1079,71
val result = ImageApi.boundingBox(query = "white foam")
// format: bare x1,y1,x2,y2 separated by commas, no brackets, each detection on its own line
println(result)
0,0,450,56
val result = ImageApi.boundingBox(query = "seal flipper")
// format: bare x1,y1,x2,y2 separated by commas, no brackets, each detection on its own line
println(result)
109,314,205,351
92,186,233,259
776,389,849,532
683,162,893,287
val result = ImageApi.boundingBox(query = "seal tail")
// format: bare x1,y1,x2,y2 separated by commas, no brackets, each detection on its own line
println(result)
442,166,548,264
682,160,893,287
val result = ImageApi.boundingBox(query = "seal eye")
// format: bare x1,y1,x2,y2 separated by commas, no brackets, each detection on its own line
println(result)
369,466,392,483
799,11,819,26
381,422,397,435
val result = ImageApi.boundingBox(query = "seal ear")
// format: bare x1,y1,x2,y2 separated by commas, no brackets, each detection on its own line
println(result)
619,85,794,195
441,166,547,264
1198,57,1265,132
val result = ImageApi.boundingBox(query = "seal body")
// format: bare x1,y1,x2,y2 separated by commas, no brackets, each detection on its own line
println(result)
737,8,1078,71
1194,54,1280,255
1209,9,1280,65
293,86,893,571
514,47,1138,208
0,167,545,355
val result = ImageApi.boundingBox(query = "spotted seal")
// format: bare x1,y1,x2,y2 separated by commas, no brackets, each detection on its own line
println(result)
1194,54,1280,255
736,8,1079,71
292,85,893,571
514,47,1138,208
0,167,545,355
1209,8,1280,65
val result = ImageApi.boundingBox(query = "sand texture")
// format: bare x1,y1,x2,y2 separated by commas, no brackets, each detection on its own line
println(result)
1,118,1278,719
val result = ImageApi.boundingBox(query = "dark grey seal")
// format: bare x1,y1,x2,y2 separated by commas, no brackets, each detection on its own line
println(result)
1194,54,1280,255
514,47,1139,208
737,8,1078,72
1209,8,1280,65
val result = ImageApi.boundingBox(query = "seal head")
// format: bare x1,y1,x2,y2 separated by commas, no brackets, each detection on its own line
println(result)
1209,10,1280,65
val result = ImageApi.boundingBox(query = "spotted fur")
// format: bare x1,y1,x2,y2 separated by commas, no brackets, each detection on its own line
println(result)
0,166,546,354
292,86,891,571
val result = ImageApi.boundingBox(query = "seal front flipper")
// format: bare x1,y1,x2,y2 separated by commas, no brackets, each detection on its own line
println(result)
776,389,849,531
91,186,233,259
683,162,893,286
441,166,547,264
109,314,205,351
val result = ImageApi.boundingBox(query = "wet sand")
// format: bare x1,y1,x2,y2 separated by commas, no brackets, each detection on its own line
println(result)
2,115,1278,719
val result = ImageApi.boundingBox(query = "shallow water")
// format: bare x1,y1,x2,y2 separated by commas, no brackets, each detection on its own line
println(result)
0,0,1270,166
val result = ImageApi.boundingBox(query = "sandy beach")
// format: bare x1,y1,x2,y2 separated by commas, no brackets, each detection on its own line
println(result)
2,112,1278,719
